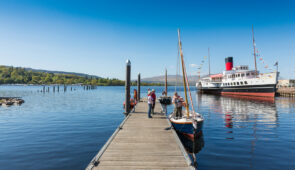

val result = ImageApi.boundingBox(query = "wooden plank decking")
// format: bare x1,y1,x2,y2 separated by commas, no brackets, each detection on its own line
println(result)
86,100,193,170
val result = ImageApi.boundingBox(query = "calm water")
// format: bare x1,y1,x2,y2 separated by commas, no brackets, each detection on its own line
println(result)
0,86,295,170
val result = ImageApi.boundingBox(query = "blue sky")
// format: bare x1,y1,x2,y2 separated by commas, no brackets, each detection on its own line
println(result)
0,0,294,79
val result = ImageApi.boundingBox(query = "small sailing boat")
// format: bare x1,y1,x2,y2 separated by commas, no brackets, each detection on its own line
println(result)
169,29,204,139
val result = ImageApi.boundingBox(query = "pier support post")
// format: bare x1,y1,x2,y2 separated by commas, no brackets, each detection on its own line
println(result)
125,60,131,114
137,73,140,102
53,86,55,92
57,86,59,92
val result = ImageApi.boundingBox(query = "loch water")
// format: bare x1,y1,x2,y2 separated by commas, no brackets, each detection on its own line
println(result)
0,86,295,170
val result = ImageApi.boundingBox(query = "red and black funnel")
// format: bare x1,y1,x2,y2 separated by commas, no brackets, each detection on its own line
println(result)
225,57,233,71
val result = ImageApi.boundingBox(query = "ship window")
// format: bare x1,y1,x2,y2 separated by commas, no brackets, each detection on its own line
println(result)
241,81,243,85
244,81,248,85
241,74,245,77
233,82,236,85
246,73,250,76
231,83,233,85
237,82,240,85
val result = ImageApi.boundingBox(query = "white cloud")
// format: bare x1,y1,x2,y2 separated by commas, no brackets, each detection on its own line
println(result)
190,64,198,68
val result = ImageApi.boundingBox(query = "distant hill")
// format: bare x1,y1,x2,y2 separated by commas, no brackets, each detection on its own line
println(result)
141,75,199,86
19,67,100,78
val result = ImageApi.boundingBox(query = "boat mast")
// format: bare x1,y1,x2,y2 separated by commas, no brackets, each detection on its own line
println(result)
177,29,190,117
165,68,167,97
208,47,211,76
252,25,258,76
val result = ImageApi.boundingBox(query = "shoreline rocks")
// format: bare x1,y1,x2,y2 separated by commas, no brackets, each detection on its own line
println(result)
0,97,25,106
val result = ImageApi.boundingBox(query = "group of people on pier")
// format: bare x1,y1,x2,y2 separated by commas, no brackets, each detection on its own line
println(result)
127,88,184,118
146,89,184,119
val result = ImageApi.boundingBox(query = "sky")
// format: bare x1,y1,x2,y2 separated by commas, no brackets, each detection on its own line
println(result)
0,0,295,80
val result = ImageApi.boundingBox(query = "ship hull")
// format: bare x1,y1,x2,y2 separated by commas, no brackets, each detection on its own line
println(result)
199,84,276,98
221,84,276,97
198,87,222,94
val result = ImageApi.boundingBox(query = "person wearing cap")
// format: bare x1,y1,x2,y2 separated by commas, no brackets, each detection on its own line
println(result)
151,89,156,114
172,92,183,119
147,91,153,118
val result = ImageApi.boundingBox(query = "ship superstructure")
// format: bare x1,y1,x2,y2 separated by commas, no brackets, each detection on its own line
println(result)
197,57,279,97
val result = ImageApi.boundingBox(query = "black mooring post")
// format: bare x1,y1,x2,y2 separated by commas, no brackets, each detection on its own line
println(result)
125,60,131,115
137,73,140,102
57,85,59,92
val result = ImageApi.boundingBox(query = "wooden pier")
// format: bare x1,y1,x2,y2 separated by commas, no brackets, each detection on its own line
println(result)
277,87,295,97
86,100,194,170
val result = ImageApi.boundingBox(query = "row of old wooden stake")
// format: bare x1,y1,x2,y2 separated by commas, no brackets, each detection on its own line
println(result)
38,85,96,93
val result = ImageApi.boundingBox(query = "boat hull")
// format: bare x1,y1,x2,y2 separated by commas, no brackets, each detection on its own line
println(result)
170,119,203,139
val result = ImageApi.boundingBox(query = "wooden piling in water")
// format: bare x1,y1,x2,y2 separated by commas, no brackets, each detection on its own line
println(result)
53,86,55,92
137,73,140,102
165,69,168,96
125,60,131,114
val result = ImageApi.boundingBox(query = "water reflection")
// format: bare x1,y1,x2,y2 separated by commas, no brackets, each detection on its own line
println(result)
193,93,295,169
179,133,204,154
197,93,278,127
178,132,204,168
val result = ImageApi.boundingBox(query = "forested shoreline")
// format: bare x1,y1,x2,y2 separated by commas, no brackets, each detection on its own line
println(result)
0,66,163,86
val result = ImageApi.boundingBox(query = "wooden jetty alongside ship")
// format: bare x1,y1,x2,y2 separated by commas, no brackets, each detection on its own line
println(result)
277,87,295,97
86,100,194,170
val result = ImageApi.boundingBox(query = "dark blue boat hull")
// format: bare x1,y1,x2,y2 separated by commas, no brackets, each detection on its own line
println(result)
171,120,203,139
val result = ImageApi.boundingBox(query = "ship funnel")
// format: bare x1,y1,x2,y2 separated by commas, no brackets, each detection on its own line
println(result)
225,57,233,71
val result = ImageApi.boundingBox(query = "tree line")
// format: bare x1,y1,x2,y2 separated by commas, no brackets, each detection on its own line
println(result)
0,66,163,86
